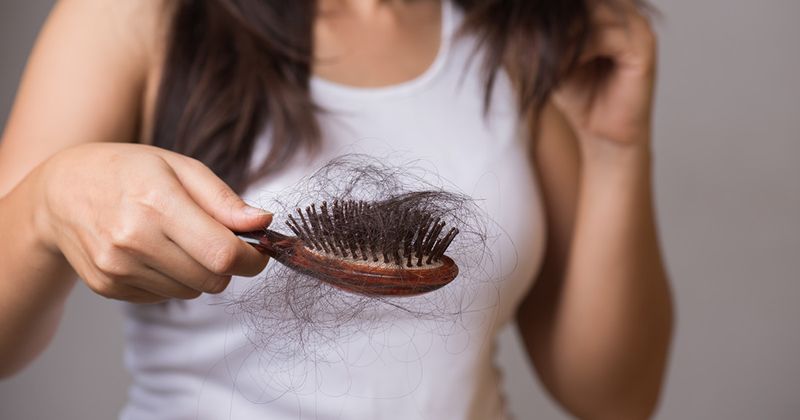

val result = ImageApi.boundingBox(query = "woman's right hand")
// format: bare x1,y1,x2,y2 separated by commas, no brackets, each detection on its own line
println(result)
33,143,272,304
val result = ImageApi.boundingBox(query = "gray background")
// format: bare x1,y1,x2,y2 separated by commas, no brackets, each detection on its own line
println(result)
1,0,799,418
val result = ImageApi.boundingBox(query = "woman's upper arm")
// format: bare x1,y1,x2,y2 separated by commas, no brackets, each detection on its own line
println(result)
516,101,581,364
0,0,162,196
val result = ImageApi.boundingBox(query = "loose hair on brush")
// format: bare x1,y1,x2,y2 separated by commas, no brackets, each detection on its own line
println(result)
151,0,647,192
227,155,493,360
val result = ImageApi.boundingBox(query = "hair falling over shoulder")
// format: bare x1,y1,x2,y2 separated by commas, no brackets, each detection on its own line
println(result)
151,0,645,191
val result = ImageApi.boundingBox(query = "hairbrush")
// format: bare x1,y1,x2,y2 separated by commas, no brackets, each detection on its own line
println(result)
237,199,459,297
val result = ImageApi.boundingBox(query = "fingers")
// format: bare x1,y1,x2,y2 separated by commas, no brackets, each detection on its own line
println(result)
79,248,189,303
109,287,168,305
157,153,271,277
156,184,270,277
76,184,263,303
139,232,236,294
82,231,237,301
158,152,273,233
51,144,272,305
578,1,657,72
121,267,203,300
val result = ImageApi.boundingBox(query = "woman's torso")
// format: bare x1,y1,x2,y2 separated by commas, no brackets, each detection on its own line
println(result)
122,2,546,419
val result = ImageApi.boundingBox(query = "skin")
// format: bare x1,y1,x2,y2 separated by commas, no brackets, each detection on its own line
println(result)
0,0,673,418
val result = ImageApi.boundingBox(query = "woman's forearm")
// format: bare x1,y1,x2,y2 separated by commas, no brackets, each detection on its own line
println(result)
0,168,76,378
547,141,673,419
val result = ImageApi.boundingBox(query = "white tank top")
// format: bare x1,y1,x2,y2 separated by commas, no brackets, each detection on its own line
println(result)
121,2,546,419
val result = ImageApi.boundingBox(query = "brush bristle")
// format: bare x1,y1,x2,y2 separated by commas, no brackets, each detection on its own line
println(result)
285,200,458,267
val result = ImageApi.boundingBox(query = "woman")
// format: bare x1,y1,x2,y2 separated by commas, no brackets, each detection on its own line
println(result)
0,0,673,418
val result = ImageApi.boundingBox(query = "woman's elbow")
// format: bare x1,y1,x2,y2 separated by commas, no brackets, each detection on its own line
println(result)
565,382,665,420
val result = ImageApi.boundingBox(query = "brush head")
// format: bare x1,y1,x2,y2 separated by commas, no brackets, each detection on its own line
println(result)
287,200,458,268
242,199,460,297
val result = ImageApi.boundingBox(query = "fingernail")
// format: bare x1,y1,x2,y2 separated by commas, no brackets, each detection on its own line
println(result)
244,206,272,217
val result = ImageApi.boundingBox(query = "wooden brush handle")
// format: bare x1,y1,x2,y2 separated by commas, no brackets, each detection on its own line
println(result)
236,230,296,257
235,229,459,297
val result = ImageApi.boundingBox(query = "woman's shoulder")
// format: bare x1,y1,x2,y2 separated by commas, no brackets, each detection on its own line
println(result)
103,0,176,142
59,0,176,85
0,0,174,190
28,1,173,100
53,0,175,142
50,0,171,61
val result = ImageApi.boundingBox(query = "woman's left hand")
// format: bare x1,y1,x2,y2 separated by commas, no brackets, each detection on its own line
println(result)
553,1,657,147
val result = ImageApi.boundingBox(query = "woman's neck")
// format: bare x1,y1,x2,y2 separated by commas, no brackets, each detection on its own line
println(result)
319,0,389,17
313,0,442,88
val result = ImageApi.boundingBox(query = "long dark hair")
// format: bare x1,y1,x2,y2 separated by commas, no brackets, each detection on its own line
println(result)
151,0,611,192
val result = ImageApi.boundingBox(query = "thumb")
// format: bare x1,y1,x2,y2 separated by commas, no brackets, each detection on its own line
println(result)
159,153,273,232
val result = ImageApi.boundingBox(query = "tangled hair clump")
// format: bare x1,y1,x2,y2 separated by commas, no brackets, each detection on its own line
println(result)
225,155,496,362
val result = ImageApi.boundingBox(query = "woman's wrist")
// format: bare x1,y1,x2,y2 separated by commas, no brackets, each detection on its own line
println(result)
0,164,76,299
11,160,65,260
0,168,76,378
579,133,653,178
